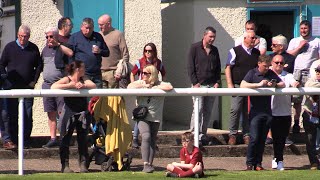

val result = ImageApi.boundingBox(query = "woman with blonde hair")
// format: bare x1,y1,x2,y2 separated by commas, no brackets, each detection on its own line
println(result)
128,64,173,173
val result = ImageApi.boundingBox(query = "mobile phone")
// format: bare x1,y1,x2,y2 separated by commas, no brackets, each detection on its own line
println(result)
270,79,276,83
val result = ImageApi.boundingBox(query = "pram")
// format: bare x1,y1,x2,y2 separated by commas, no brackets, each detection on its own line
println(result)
87,120,132,172
87,96,133,172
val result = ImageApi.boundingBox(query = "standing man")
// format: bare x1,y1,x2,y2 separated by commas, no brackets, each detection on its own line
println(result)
41,27,73,148
270,55,299,170
0,25,42,148
287,20,320,133
235,20,267,55
270,35,295,74
98,14,129,88
240,55,285,170
57,17,73,43
68,17,109,88
187,26,221,145
225,31,260,145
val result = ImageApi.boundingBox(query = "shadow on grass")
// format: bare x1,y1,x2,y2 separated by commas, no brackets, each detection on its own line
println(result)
0,170,60,174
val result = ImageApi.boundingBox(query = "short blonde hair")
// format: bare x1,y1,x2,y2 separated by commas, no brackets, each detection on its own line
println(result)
143,64,159,85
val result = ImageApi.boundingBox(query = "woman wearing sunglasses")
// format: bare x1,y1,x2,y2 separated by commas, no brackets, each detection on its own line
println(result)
130,43,166,149
128,64,173,173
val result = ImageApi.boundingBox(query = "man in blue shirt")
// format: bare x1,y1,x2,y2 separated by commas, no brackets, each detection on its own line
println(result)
68,17,109,88
240,55,285,171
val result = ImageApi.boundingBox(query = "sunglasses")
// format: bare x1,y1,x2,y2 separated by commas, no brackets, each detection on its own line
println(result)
45,35,54,39
273,61,284,65
142,72,151,76
271,44,280,47
247,36,257,40
144,49,153,53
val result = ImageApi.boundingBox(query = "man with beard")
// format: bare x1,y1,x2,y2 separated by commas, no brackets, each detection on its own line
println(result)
287,20,320,134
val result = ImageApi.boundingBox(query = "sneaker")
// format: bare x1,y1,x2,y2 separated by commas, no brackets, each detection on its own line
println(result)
132,138,139,149
228,135,237,145
310,163,319,170
42,139,59,148
272,158,277,169
142,164,154,173
265,137,273,145
277,161,284,171
243,135,250,145
285,138,294,146
292,124,300,134
165,172,178,178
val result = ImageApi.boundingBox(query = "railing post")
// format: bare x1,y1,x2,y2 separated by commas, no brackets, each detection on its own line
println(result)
194,96,201,147
18,97,24,175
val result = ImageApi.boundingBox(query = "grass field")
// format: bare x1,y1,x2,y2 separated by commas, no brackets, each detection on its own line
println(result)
0,170,320,180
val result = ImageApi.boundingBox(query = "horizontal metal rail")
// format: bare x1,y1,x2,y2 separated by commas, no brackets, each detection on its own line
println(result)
3,87,320,175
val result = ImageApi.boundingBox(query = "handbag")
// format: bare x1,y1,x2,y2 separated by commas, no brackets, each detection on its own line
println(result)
132,105,148,120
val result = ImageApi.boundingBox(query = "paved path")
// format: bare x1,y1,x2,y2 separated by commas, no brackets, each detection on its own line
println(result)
0,155,312,174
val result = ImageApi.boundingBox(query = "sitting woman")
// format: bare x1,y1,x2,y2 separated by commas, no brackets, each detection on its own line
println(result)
51,60,96,173
128,64,173,173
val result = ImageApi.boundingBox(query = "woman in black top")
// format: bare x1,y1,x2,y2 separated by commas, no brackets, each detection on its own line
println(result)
51,60,96,173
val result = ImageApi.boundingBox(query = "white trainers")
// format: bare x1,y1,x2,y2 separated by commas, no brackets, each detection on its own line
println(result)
272,158,277,169
277,161,284,171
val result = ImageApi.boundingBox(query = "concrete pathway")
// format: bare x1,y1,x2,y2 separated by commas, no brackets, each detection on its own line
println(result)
0,155,312,174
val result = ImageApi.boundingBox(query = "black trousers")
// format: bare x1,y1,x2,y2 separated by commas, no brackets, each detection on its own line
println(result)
271,116,291,162
60,114,88,165
302,112,320,165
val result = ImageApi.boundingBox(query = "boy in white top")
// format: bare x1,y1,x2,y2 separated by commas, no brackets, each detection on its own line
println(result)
235,20,267,55
287,20,320,134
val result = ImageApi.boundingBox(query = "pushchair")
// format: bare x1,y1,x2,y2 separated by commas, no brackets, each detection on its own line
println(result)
87,96,133,172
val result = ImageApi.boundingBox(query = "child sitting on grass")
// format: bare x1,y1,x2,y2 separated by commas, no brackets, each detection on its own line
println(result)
166,132,204,178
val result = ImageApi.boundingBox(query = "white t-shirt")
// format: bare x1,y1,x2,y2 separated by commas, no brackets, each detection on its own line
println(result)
235,35,267,51
271,70,296,116
287,36,320,70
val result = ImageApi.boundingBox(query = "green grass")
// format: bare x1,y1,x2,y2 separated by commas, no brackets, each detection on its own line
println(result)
0,170,320,180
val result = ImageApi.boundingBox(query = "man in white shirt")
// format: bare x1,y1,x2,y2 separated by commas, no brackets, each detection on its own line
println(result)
287,20,320,133
235,20,267,55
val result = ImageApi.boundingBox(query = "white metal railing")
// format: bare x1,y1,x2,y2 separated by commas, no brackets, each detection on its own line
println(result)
1,87,320,175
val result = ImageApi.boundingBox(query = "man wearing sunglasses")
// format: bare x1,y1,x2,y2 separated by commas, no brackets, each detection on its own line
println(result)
269,55,299,170
270,35,295,74
41,26,73,149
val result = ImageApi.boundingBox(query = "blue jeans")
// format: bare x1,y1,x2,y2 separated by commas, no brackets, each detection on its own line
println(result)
7,97,34,145
246,112,272,166
0,98,11,142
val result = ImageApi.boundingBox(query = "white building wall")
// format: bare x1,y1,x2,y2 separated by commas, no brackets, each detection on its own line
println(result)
20,0,63,135
15,0,320,134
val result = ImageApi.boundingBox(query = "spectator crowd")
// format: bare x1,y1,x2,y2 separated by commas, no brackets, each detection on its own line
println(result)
0,14,320,177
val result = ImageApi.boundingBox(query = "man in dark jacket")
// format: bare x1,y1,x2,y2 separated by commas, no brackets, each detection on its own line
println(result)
187,26,221,145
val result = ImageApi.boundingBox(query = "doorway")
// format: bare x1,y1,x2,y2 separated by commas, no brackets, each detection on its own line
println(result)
248,7,299,52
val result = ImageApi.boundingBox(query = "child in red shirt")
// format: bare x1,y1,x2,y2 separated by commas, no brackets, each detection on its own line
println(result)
166,132,204,178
